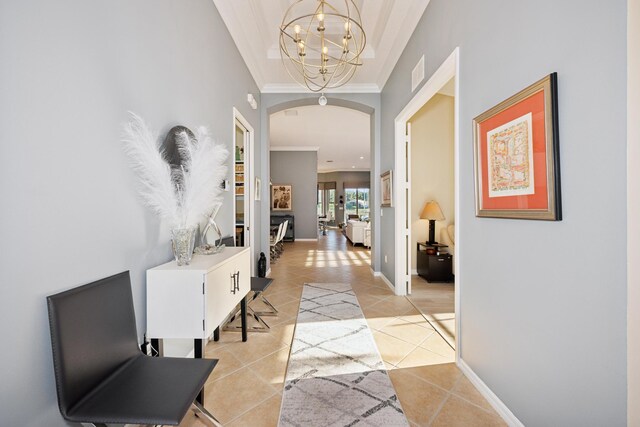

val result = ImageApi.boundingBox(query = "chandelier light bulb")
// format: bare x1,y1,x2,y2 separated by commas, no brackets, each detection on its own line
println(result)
318,94,328,106
279,0,366,92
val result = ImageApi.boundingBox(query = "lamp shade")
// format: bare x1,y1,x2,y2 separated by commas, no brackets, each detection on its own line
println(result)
420,201,445,221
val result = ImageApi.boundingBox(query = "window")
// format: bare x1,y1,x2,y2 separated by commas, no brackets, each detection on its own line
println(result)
318,182,337,223
344,185,369,222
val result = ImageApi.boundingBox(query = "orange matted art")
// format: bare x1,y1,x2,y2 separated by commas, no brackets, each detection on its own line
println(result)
473,73,562,220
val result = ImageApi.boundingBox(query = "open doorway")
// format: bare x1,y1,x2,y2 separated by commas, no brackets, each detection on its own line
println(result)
233,108,255,274
269,104,371,248
393,48,460,355
406,81,456,349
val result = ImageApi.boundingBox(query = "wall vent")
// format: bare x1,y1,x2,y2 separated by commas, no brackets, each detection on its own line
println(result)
411,55,425,92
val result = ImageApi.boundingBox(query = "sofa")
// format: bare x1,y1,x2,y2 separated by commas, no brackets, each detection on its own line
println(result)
344,220,368,246
440,223,455,274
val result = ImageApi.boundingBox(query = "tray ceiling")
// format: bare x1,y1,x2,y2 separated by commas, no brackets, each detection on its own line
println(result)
213,0,430,93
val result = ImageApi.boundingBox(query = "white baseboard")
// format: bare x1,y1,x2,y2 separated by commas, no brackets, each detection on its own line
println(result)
457,358,524,427
296,238,318,241
370,267,380,276
410,269,417,276
379,272,395,291
266,268,272,277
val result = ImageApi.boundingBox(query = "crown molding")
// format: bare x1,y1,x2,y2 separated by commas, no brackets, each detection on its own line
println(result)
318,168,371,173
270,146,320,151
261,83,381,94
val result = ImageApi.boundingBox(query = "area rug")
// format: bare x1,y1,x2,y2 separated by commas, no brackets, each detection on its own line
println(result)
278,283,409,427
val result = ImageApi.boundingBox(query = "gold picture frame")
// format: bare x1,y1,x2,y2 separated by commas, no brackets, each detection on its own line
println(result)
380,170,392,207
473,73,561,220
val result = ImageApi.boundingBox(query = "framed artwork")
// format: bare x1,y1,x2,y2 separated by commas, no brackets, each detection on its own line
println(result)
255,177,261,201
380,170,393,207
473,73,561,220
272,184,292,211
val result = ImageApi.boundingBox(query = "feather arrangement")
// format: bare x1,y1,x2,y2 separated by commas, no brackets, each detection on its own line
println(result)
175,127,229,227
122,112,228,229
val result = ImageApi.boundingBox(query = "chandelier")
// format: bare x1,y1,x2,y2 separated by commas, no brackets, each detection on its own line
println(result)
279,0,366,92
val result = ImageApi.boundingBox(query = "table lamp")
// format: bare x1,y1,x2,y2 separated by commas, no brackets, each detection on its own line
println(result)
420,201,445,244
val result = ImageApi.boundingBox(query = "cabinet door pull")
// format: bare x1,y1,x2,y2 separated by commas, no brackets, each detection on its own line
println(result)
230,273,236,294
235,271,240,291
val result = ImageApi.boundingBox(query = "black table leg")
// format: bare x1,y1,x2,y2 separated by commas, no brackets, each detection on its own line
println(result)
194,339,204,405
241,297,248,342
213,327,220,342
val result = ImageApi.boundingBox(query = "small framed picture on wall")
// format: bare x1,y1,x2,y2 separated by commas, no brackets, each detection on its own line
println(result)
380,170,392,207
272,184,293,211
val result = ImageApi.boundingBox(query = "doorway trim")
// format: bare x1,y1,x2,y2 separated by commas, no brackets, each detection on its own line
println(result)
393,47,460,355
233,107,256,275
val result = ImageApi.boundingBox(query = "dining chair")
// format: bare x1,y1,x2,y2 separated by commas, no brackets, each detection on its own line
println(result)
47,271,222,426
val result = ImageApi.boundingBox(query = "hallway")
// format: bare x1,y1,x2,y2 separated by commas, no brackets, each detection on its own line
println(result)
179,229,503,426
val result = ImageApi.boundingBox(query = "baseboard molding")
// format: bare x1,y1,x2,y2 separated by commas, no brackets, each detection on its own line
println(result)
379,272,395,291
266,268,272,277
457,358,524,427
296,238,318,241
370,267,380,276
410,269,417,276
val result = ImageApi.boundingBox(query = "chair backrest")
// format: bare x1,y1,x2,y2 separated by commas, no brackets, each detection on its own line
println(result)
271,222,284,245
279,220,289,243
220,235,236,247
47,271,140,417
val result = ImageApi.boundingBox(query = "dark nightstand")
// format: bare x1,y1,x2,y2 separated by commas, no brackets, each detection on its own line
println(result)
417,242,453,282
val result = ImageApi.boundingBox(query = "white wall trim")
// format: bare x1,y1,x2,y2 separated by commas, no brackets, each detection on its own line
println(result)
457,359,524,427
266,268,272,277
270,146,320,152
378,272,395,292
296,238,319,241
410,269,417,276
233,108,256,276
393,47,461,360
370,267,380,276
261,83,381,94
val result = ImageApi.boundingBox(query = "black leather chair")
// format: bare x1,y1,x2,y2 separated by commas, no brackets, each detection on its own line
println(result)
47,271,222,426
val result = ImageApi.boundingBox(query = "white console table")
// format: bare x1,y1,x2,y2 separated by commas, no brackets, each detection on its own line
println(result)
146,247,251,404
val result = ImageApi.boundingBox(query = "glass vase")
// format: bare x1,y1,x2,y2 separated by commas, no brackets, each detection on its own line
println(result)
171,227,196,266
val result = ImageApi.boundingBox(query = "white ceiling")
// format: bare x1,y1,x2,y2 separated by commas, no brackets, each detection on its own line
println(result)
213,0,431,93
270,105,370,172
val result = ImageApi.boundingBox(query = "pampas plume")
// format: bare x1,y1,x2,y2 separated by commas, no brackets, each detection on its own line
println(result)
122,113,228,229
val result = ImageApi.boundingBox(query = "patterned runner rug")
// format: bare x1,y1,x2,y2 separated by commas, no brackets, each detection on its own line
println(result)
278,283,409,427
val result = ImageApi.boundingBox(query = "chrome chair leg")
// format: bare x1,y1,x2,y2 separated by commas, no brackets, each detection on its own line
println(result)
253,294,279,317
192,400,223,427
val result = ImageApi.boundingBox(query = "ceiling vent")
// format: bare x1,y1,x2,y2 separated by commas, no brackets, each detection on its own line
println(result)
411,55,425,92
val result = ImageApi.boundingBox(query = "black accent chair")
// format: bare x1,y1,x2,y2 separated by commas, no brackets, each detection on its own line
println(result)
47,271,222,426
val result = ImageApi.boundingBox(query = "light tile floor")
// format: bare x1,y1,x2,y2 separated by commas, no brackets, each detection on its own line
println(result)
408,275,456,349
179,229,504,427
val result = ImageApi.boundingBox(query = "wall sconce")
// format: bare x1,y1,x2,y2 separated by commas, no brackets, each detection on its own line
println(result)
247,93,258,110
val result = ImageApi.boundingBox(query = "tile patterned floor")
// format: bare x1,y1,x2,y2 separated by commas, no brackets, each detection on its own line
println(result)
179,229,505,427
408,275,456,350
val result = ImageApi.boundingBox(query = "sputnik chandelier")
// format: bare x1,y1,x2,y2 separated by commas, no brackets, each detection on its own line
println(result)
279,0,366,92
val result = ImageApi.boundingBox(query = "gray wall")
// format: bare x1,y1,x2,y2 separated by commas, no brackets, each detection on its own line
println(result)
0,1,259,425
270,151,318,239
381,0,627,425
318,170,371,223
628,1,640,424
261,94,381,272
